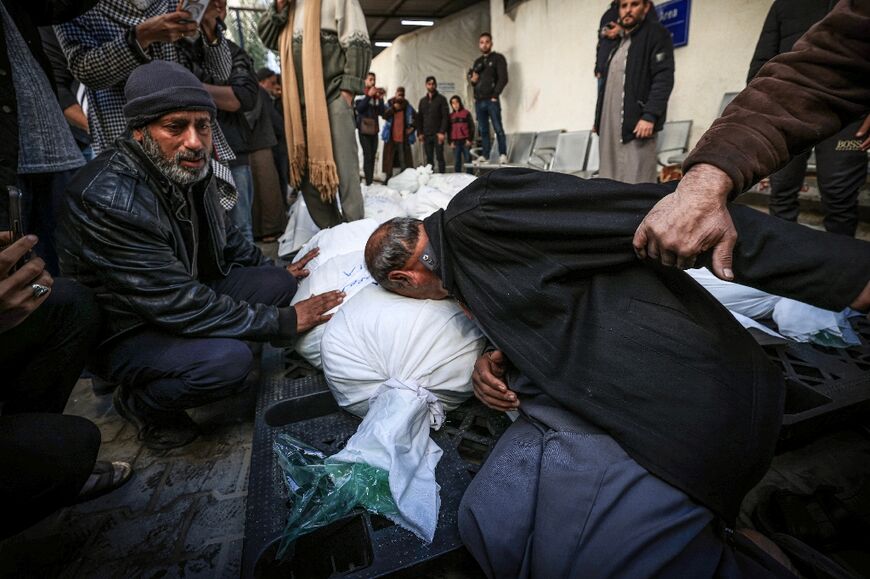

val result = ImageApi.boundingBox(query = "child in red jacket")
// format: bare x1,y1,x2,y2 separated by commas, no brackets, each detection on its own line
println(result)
449,95,475,174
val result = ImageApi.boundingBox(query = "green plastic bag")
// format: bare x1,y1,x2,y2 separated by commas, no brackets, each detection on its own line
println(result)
273,433,401,559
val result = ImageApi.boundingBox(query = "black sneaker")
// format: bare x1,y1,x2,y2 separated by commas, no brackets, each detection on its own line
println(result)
113,384,199,450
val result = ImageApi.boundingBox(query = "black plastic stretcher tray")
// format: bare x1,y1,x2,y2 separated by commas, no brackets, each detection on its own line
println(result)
765,316,870,446
242,348,509,578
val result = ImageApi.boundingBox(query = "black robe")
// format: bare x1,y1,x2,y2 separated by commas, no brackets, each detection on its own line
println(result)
423,168,870,522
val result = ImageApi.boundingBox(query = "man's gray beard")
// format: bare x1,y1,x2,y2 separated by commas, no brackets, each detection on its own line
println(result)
127,0,156,11
139,129,211,186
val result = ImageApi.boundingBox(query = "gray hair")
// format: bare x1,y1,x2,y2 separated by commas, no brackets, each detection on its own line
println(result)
365,217,422,291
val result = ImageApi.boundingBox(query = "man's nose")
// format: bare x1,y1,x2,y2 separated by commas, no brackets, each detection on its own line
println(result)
182,126,205,151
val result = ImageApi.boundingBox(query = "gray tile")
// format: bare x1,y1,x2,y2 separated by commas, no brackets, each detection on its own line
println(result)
151,452,247,510
184,495,246,550
81,498,195,564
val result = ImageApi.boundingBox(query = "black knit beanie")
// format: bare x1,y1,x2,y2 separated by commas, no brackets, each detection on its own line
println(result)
123,60,216,129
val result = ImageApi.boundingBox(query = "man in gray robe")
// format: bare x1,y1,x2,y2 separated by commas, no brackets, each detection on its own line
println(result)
595,0,674,184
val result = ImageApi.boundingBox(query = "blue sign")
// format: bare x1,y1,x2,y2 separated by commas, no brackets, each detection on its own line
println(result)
655,0,691,48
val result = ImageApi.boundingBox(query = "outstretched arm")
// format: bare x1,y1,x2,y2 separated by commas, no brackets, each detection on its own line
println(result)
634,1,870,277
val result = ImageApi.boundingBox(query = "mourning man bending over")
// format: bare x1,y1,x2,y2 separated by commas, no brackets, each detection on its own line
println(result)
365,168,870,577
58,61,343,450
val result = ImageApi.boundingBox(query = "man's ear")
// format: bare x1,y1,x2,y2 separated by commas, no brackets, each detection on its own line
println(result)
132,128,144,142
387,270,415,288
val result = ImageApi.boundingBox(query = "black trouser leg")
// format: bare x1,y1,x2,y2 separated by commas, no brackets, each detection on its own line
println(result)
435,141,446,173
0,414,100,539
424,135,435,168
101,266,297,412
767,151,809,222
815,119,867,237
359,133,378,186
0,279,101,414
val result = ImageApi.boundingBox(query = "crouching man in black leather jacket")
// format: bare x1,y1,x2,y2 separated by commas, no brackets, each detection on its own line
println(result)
57,61,343,450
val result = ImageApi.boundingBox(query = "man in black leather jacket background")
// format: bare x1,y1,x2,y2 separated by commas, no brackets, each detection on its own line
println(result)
58,61,343,450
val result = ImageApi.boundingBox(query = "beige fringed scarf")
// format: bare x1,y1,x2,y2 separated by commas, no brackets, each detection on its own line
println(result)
278,0,340,202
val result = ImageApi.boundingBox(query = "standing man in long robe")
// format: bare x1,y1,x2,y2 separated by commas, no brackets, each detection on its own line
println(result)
595,0,673,184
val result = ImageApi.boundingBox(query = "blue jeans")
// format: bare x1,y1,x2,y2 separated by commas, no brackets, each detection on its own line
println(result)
453,141,472,173
229,163,254,242
100,266,297,412
475,99,507,158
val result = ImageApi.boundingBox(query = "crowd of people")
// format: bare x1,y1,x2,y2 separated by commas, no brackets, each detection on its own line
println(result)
0,0,868,576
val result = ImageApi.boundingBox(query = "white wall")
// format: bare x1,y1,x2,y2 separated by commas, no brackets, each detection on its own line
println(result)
488,0,773,147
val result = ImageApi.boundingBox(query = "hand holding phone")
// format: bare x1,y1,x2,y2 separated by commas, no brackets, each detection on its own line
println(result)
7,186,30,272
0,230,51,332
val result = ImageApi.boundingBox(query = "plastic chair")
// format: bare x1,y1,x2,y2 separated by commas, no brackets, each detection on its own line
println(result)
656,120,692,166
549,131,593,177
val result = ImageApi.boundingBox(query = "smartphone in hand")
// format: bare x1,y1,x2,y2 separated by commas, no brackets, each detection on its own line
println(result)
7,186,30,271
178,0,208,24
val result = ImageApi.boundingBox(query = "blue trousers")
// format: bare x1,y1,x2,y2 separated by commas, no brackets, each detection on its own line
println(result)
459,407,795,578
100,266,297,412
229,163,255,242
475,99,507,158
453,141,472,174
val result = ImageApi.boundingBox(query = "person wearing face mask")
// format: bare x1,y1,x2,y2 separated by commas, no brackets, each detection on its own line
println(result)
594,0,674,184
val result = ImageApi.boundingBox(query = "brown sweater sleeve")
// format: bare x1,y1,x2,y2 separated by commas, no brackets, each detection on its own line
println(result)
683,0,870,197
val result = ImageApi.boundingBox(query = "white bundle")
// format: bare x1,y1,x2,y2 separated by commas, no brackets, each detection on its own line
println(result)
403,185,455,220
426,172,477,195
289,220,379,367
278,196,320,257
686,268,859,347
386,164,433,194
361,183,406,223
321,285,485,542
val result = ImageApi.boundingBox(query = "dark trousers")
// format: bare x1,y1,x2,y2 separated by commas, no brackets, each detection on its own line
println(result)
0,279,102,539
0,414,100,539
768,119,867,237
100,266,297,413
423,135,446,173
475,99,507,158
359,133,378,186
460,411,795,579
453,141,472,174
383,140,413,177
0,278,101,414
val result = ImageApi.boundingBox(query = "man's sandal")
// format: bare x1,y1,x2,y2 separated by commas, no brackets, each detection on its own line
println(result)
75,461,133,504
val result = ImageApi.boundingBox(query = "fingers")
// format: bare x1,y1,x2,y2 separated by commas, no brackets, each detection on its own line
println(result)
297,247,319,267
294,290,345,332
856,116,870,151
309,290,344,312
472,350,518,411
0,231,12,246
675,253,696,270
632,223,649,260
710,229,737,281
0,235,37,276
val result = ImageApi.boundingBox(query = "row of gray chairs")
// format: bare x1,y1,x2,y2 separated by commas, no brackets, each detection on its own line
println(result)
471,121,693,179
